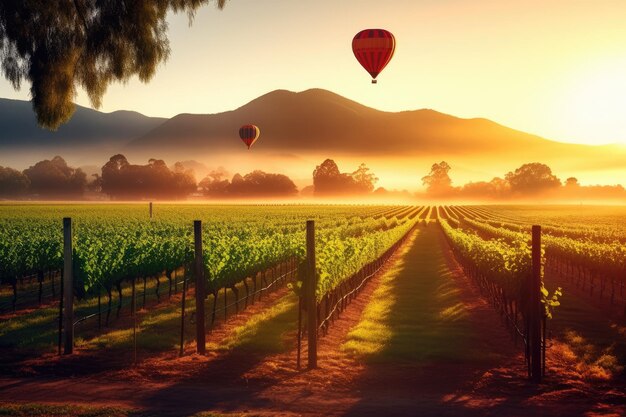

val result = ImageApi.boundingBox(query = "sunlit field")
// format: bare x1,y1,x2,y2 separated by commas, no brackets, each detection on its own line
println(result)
3,0,626,415
1,203,624,416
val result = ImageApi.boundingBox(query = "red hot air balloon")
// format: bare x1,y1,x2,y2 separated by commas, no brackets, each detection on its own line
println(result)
239,124,260,150
352,29,396,84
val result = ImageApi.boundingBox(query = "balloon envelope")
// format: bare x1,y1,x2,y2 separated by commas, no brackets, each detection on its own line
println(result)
239,124,260,149
352,29,396,83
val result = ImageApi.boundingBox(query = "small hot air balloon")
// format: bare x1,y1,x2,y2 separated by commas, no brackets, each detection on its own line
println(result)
352,29,396,84
239,124,260,150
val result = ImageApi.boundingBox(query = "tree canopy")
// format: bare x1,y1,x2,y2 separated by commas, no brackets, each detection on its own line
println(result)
418,161,609,200
0,166,30,197
421,161,453,195
199,170,298,197
99,154,196,199
505,162,561,194
0,0,227,129
23,156,87,197
312,159,378,196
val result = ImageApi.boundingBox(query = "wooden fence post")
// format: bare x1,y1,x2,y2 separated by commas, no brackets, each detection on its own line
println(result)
131,276,136,316
194,220,206,354
179,265,187,357
149,202,153,219
306,220,317,369
297,296,302,370
530,225,542,382
63,217,73,355
58,272,63,355
132,276,137,364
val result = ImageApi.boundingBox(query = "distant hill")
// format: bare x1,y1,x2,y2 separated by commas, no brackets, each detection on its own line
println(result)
129,88,599,158
1,89,620,172
0,98,166,148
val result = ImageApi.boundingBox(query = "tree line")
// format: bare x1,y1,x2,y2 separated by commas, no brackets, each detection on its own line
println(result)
421,161,626,199
2,155,622,200
0,155,382,200
0,154,300,200
0,156,87,198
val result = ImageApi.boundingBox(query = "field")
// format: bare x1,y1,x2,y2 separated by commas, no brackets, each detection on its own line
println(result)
0,203,624,417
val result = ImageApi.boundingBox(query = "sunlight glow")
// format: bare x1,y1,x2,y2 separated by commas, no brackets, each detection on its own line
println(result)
554,59,626,145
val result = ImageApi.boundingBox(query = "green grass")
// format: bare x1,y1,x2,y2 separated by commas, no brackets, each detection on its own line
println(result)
217,293,297,353
76,275,293,354
0,403,262,417
0,271,282,355
1,280,296,367
0,403,144,417
0,273,176,351
342,226,494,364
0,305,60,350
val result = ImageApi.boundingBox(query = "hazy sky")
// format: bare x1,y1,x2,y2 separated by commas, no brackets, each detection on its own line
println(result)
2,0,626,145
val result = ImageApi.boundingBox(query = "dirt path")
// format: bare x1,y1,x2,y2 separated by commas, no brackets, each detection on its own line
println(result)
0,225,624,416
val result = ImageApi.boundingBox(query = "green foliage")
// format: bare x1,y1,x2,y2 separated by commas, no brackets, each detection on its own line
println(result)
441,219,530,300
461,216,626,289
442,217,563,320
0,0,227,129
0,204,412,301
542,285,562,319
314,217,416,299
0,402,146,416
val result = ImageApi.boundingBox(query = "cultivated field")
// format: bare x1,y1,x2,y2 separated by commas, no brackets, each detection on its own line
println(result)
0,204,624,417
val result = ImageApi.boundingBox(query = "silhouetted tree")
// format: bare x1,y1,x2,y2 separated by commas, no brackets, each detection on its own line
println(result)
231,173,244,186
206,167,229,182
373,187,412,199
199,167,230,194
23,156,86,197
300,185,315,197
101,154,131,197
422,161,453,195
199,176,230,195
0,166,30,197
231,171,297,196
0,1,227,129
313,159,342,195
351,163,378,193
565,177,580,187
313,159,377,195
171,163,198,197
200,170,297,197
100,154,196,199
460,177,510,199
88,174,102,193
505,162,561,194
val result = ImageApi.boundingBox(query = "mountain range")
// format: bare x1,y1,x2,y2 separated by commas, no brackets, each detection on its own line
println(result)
129,88,596,157
0,98,165,148
0,89,622,185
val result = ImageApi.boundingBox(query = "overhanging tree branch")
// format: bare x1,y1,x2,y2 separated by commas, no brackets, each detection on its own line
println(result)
0,0,229,130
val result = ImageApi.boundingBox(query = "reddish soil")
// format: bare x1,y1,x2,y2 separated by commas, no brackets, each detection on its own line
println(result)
0,227,624,416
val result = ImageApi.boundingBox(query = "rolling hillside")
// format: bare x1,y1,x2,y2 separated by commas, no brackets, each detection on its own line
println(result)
0,98,166,148
129,88,604,158
1,89,622,184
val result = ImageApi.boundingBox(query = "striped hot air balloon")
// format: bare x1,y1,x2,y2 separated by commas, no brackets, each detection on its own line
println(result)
239,124,260,150
352,29,396,84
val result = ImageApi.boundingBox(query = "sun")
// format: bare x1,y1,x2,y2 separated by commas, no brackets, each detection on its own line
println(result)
555,60,626,145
